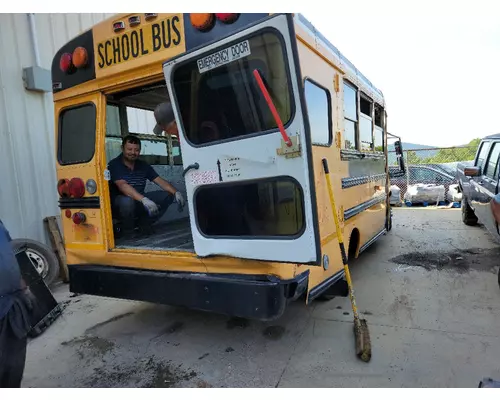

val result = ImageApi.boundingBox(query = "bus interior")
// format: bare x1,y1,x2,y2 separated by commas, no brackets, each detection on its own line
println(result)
105,82,195,252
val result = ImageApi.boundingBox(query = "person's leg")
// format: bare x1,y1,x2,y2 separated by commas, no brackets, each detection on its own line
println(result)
144,191,175,223
0,318,27,388
114,195,139,232
1,337,27,388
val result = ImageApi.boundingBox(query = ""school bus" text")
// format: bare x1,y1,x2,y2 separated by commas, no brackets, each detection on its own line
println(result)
97,16,182,69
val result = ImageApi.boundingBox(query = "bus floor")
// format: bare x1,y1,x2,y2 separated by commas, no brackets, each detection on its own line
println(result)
114,217,194,252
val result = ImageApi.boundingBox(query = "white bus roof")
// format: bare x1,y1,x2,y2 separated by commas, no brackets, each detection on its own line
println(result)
295,14,385,105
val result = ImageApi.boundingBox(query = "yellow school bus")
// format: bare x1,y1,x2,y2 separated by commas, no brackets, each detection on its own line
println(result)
52,13,404,320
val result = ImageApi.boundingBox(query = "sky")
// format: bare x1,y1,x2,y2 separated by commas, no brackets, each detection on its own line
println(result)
12,1,500,147
301,0,500,147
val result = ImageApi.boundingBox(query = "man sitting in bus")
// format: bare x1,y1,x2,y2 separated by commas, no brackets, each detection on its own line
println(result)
108,134,185,236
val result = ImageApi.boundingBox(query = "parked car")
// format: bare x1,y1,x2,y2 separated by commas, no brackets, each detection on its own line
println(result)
389,165,456,199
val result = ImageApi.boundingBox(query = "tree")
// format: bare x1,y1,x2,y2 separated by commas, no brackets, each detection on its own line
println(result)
404,138,481,165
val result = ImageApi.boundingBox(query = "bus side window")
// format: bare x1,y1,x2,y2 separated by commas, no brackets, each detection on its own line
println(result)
304,79,332,146
105,104,123,163
343,81,357,150
359,94,373,151
374,104,384,152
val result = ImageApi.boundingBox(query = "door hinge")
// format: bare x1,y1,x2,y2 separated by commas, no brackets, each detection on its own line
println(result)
277,135,301,158
334,74,340,93
335,131,341,148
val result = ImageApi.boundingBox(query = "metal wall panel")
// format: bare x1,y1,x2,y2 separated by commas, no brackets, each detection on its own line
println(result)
0,13,114,243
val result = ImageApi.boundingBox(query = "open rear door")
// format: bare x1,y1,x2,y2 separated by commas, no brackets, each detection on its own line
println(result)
163,13,320,264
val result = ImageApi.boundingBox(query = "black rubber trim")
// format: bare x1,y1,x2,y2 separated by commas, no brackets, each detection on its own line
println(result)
308,269,345,302
340,149,385,161
341,174,387,189
344,195,386,221
58,197,100,209
358,228,387,254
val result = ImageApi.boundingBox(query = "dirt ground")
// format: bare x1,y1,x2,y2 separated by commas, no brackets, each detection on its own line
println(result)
22,209,500,388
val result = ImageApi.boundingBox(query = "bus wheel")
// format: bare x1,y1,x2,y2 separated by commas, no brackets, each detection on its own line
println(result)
11,238,60,287
386,209,393,232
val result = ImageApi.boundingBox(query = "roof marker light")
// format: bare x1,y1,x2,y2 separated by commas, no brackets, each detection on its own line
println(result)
129,16,141,27
113,21,125,33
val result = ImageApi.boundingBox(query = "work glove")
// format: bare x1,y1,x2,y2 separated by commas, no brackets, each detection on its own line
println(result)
175,191,185,211
141,197,159,217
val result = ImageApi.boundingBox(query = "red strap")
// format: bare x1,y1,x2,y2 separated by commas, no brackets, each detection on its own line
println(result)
253,69,292,147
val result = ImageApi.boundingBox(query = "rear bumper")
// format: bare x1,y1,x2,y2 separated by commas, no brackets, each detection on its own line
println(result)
69,265,309,321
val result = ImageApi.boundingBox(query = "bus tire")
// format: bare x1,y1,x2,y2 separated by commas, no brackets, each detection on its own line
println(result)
11,238,60,287
386,209,393,232
461,196,478,226
317,233,358,302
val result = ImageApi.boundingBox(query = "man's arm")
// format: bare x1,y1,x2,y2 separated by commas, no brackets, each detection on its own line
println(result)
115,180,145,201
1,219,28,291
153,176,178,195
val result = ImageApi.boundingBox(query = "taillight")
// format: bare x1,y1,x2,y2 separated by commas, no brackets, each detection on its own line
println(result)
72,212,86,225
85,179,97,195
65,210,72,219
215,13,239,23
72,47,88,69
57,178,70,197
59,53,73,73
68,178,85,198
190,13,215,31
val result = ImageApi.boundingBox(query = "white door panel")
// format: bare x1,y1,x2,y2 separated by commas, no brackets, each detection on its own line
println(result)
163,14,321,264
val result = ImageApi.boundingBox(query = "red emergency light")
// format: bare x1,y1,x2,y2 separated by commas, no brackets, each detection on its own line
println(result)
57,178,70,197
68,178,85,198
215,13,239,23
59,53,73,73
72,212,86,225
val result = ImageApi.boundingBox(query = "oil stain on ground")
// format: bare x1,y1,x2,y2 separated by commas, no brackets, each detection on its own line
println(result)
226,317,249,330
61,335,114,358
262,326,285,340
83,356,197,388
85,312,135,333
390,247,500,274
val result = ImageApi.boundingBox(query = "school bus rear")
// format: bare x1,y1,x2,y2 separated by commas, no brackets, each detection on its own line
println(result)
52,13,341,321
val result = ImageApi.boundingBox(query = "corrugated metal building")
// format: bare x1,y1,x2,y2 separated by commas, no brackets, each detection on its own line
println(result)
0,13,116,243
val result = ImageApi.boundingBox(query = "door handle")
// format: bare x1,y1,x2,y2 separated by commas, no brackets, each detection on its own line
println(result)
182,162,199,177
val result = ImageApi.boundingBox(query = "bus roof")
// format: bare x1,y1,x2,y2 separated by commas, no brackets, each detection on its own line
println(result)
52,13,385,106
295,14,384,104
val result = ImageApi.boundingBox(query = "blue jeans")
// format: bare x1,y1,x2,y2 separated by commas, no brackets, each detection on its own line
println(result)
113,191,174,231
